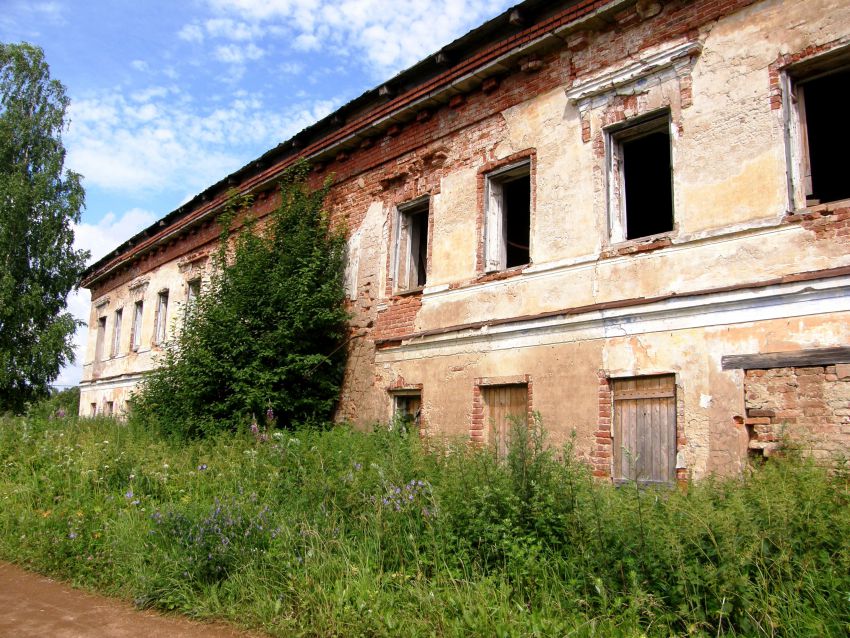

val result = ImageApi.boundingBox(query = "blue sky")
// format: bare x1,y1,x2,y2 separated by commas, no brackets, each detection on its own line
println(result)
1,0,515,387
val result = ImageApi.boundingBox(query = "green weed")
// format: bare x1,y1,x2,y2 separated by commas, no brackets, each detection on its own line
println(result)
1,412,848,636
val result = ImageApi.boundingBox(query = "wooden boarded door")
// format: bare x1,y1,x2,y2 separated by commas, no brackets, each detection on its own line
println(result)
482,384,528,457
612,375,676,484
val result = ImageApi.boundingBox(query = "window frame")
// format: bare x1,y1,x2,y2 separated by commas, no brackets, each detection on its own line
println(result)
484,160,532,273
131,300,144,352
605,110,674,244
95,315,107,362
391,390,422,430
111,308,123,357
782,49,850,210
392,196,430,293
153,290,169,345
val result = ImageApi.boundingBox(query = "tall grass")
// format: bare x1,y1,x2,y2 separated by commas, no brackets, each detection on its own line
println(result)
1,412,848,637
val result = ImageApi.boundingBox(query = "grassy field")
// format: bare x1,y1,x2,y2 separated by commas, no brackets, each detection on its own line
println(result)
1,410,848,637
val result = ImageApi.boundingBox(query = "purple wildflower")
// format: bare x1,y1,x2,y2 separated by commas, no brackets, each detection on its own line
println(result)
198,463,208,471
124,489,133,499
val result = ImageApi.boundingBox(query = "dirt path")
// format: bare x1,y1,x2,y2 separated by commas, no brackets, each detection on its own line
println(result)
0,562,260,638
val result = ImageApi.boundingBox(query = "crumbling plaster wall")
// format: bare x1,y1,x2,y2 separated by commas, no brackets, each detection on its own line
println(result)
334,0,850,439
80,0,850,477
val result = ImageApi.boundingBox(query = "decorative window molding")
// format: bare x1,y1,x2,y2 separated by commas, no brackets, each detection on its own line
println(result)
566,40,702,107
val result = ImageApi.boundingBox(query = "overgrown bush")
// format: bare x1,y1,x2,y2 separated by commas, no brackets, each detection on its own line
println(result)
131,164,349,438
1,410,849,637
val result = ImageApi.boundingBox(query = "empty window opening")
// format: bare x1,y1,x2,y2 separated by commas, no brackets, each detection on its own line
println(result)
485,163,531,271
394,200,429,291
482,383,528,458
105,401,114,417
95,316,107,362
794,67,850,205
610,114,673,241
154,291,169,344
131,300,143,351
111,308,122,357
90,402,97,417
392,391,421,431
612,375,676,484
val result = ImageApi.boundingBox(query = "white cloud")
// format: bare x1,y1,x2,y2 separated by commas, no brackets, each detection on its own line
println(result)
65,86,341,195
130,59,149,72
178,23,205,43
279,61,304,75
56,208,159,389
213,42,265,64
198,0,514,77
204,18,264,41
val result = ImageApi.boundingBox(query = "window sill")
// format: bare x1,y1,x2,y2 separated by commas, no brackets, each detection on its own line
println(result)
393,286,425,298
601,233,674,259
787,197,850,218
477,263,530,284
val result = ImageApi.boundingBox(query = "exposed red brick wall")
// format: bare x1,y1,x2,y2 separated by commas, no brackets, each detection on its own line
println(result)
744,364,850,460
372,294,423,342
787,201,850,243
591,371,613,477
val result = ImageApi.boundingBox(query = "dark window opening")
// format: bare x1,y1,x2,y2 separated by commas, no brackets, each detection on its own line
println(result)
485,163,531,271
612,115,674,241
503,175,531,268
798,67,850,205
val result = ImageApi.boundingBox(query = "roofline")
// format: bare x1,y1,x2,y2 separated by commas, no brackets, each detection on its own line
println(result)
81,0,627,289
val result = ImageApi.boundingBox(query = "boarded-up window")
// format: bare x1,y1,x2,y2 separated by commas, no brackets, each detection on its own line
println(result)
612,375,676,484
482,384,528,457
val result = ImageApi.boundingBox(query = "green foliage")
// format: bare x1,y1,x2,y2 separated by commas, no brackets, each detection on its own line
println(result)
0,43,88,413
132,164,349,437
1,409,849,637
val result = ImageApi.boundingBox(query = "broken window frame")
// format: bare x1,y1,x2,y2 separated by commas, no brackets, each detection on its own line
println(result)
782,49,850,209
606,110,674,243
153,290,169,345
111,308,123,357
391,390,422,432
392,197,430,293
131,300,143,352
484,160,532,273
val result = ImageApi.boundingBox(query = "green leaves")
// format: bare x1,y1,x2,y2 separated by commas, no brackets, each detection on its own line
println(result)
0,43,88,412
133,163,349,437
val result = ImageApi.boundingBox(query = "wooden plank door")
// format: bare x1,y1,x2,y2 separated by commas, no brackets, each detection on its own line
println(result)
612,375,676,484
482,384,528,457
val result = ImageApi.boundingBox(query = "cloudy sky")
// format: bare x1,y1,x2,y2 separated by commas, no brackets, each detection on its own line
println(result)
1,0,515,387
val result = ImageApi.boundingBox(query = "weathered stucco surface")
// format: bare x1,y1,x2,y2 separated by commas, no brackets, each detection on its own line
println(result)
81,0,850,479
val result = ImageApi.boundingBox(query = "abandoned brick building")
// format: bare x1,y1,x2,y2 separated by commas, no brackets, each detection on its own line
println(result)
80,0,850,482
